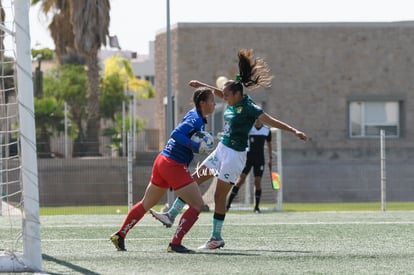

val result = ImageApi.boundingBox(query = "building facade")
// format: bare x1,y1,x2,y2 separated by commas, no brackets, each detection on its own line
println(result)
154,22,414,202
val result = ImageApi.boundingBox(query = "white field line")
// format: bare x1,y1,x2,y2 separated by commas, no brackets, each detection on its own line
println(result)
38,220,414,229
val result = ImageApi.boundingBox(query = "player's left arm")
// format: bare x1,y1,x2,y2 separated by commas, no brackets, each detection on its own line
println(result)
258,112,307,141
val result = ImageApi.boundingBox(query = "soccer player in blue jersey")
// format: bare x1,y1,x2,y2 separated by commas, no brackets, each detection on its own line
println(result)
110,87,216,253
226,119,272,213
150,49,307,250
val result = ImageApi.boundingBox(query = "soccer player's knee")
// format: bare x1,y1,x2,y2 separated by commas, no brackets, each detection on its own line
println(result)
192,200,205,212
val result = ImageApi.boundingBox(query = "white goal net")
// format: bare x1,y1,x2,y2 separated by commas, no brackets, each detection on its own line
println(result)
0,0,41,272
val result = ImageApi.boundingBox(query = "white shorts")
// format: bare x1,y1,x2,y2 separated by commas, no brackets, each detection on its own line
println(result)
199,142,247,184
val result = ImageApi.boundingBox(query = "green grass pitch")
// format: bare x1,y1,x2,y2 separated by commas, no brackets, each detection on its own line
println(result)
37,208,414,274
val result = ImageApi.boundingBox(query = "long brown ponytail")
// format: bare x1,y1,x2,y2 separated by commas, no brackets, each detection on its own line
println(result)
225,49,273,95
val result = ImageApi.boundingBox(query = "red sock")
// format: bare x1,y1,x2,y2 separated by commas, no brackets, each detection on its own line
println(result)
171,206,199,245
118,201,145,238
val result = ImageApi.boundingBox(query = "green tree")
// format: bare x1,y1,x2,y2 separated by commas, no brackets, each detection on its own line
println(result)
102,113,145,156
31,0,76,64
69,0,110,156
31,48,54,60
34,97,64,158
43,64,86,156
100,73,125,120
32,0,110,156
100,55,155,119
100,55,155,155
31,49,51,97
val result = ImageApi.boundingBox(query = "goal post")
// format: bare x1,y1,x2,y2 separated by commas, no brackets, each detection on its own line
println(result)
241,128,283,210
245,128,283,211
0,0,41,272
273,128,283,211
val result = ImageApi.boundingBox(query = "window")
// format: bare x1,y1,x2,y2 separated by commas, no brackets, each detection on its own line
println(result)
349,101,400,138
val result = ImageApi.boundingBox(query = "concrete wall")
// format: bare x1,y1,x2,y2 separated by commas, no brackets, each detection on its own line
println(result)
37,156,156,206
36,150,414,206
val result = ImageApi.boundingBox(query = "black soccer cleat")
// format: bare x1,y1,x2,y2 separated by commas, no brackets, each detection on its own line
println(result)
254,207,261,214
110,232,126,251
167,243,195,253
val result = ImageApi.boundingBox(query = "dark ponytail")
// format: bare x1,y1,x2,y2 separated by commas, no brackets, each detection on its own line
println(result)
225,49,273,95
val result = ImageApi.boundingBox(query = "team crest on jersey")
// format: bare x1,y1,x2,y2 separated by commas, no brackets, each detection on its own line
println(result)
236,106,243,113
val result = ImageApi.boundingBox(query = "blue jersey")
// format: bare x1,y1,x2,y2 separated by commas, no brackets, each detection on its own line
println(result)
162,108,205,166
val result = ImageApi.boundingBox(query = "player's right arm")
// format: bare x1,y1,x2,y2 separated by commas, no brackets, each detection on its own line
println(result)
170,111,203,153
189,80,224,98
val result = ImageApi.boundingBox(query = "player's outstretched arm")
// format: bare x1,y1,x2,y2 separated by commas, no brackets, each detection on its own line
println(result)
258,112,307,141
189,80,224,98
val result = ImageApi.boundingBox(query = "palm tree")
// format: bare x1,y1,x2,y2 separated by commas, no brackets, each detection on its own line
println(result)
32,0,110,156
31,0,76,64
69,0,110,156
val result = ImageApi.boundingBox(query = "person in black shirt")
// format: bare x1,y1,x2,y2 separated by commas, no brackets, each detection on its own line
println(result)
226,119,272,213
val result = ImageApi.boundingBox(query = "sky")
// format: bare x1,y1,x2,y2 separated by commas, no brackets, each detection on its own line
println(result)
29,0,414,55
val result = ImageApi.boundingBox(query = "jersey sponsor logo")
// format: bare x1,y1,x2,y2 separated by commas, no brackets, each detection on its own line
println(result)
183,119,195,127
165,142,173,151
209,155,218,165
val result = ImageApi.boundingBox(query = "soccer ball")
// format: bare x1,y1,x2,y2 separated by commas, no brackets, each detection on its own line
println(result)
191,131,215,155
216,76,228,89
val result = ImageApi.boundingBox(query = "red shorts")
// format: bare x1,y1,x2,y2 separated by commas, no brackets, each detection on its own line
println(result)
150,154,194,190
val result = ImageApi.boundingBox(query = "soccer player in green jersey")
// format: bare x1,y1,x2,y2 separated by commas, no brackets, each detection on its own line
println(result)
226,119,273,213
150,49,307,250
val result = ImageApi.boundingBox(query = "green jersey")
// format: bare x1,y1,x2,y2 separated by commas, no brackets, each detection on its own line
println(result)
221,95,263,151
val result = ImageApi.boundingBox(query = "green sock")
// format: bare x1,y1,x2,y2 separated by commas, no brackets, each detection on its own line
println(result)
212,213,225,238
168,197,185,218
